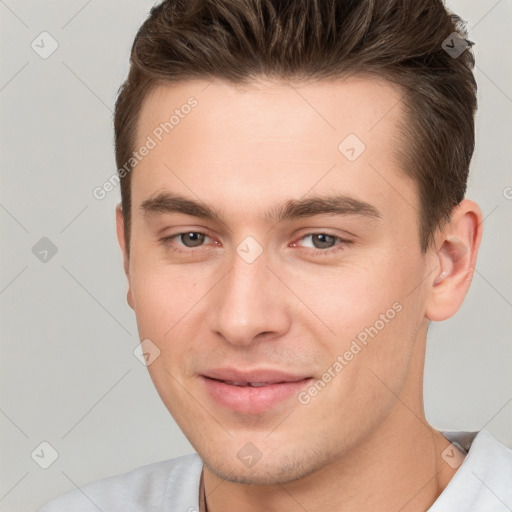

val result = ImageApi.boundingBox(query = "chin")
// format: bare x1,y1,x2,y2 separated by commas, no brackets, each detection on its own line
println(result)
201,447,328,485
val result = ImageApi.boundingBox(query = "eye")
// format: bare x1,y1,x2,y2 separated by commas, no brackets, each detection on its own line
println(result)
300,233,338,249
161,231,214,249
294,233,352,254
178,232,208,248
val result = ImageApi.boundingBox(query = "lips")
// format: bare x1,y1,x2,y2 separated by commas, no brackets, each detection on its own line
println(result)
203,368,310,384
201,368,312,414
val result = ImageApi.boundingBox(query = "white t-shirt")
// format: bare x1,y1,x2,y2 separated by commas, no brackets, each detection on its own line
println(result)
37,429,512,511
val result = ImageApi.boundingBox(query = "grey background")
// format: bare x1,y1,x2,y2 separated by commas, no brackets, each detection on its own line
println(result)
0,1,511,511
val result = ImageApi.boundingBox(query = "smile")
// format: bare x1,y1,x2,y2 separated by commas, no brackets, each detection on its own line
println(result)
200,369,312,414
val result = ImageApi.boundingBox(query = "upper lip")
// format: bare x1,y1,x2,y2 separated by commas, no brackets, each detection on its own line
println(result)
202,368,311,384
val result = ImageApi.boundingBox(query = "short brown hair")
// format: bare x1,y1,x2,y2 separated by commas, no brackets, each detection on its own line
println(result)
114,0,476,253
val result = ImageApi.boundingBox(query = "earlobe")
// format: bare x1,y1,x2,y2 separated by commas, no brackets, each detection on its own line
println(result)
127,290,134,309
425,200,483,322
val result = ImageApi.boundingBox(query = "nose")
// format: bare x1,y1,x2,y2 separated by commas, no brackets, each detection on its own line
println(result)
208,251,292,346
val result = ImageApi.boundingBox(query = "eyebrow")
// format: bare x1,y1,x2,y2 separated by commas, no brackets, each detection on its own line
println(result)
140,192,382,224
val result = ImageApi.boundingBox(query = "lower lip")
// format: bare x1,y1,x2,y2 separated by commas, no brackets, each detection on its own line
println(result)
201,376,312,414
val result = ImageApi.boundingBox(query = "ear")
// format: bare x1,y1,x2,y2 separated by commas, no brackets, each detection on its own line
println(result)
425,199,483,322
115,205,134,310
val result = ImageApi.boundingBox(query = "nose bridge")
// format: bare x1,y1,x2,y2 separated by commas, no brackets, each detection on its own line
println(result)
209,248,289,345
228,256,266,304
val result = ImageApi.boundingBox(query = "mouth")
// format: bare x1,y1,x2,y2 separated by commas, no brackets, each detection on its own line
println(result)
213,380,289,387
200,369,313,414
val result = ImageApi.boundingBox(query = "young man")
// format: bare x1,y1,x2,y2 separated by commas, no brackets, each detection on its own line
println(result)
39,0,512,511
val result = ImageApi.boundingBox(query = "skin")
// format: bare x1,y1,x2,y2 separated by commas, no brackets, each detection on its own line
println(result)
116,76,483,511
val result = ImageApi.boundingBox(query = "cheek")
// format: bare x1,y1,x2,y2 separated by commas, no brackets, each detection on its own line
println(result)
129,266,201,416
129,259,208,383
283,258,406,340
296,251,425,380
128,245,203,338
130,273,173,338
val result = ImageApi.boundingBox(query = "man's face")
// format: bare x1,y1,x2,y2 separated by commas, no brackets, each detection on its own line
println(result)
120,77,435,483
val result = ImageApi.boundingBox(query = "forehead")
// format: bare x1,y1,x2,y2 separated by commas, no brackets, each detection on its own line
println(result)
131,76,417,227
136,75,405,150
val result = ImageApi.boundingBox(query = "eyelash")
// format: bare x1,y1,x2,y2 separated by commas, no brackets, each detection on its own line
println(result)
294,234,353,255
159,231,353,256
